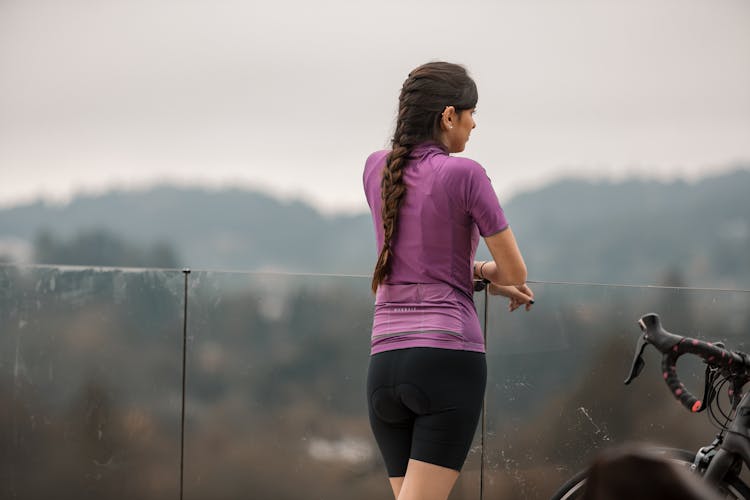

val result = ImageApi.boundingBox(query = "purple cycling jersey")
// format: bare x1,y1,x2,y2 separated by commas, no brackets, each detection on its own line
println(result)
363,142,509,354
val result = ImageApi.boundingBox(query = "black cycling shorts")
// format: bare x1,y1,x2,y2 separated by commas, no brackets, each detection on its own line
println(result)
366,347,487,477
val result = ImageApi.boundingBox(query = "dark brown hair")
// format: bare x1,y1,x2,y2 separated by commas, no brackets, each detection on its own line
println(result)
581,445,722,500
371,62,478,293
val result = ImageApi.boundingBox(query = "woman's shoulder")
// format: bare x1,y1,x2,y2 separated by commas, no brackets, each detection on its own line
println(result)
363,150,390,187
439,154,487,177
366,149,390,166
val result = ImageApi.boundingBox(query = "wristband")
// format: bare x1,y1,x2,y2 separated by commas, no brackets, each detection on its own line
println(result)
479,261,489,280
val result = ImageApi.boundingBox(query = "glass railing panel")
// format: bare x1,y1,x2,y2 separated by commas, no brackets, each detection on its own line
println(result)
459,287,487,500
482,282,750,499
18,264,743,499
182,272,486,500
0,265,185,500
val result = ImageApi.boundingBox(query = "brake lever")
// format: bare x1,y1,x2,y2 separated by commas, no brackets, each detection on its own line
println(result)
624,332,649,385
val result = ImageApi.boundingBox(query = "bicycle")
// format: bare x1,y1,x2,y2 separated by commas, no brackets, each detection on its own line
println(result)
552,312,750,499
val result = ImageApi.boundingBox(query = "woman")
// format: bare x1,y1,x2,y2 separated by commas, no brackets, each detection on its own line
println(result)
364,61,534,500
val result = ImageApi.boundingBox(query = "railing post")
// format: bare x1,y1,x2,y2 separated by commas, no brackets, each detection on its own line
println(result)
480,284,488,500
179,268,191,500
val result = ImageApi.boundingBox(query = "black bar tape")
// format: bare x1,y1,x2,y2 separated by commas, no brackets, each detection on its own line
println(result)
661,351,702,412
660,338,742,413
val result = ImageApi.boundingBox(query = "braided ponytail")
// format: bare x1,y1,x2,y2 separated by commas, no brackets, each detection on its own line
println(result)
371,62,478,293
370,142,411,292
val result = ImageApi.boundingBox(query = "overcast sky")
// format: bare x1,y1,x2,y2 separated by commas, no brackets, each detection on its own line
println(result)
1,0,749,214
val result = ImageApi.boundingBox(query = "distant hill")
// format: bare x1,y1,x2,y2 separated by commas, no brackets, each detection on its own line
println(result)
0,187,374,274
501,169,750,288
0,168,748,288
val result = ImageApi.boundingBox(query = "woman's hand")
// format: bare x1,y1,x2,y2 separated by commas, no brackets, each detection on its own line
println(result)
488,283,534,312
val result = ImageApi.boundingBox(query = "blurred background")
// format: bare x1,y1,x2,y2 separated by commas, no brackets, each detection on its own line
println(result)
0,0,749,287
0,0,749,498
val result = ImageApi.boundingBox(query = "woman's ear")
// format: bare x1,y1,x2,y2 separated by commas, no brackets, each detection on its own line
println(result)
441,105,456,130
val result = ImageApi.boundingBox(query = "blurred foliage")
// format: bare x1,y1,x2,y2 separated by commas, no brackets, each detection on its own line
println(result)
0,266,748,498
0,186,373,273
1,169,746,498
33,228,180,269
479,169,750,288
0,168,748,286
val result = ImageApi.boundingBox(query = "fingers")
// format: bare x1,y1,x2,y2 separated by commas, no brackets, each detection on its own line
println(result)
517,283,535,301
508,297,532,312
488,283,536,312
517,283,534,311
509,285,534,312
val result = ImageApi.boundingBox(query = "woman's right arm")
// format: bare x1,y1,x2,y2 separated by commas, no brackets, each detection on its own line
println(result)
478,227,534,311
480,227,527,285
455,157,530,304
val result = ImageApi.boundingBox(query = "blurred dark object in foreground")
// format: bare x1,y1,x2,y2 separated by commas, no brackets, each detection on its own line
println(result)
581,445,721,500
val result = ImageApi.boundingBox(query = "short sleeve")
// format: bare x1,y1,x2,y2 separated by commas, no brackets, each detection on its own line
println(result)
363,150,389,210
464,162,509,237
